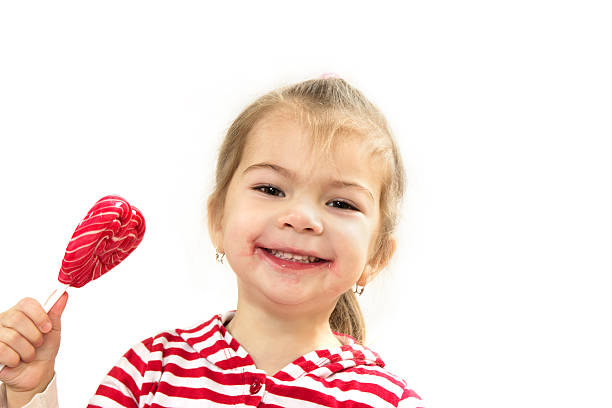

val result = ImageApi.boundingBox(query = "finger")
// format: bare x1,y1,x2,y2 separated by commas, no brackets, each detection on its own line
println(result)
15,297,52,334
0,328,36,365
47,292,68,332
0,309,45,348
0,341,21,368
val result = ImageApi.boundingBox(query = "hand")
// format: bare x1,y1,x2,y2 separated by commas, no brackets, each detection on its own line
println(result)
0,293,68,396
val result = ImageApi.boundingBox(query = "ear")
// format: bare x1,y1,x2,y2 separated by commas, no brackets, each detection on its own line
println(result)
207,196,224,253
358,235,397,285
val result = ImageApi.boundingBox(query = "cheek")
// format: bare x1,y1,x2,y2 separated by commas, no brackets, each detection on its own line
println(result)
328,219,372,266
222,201,268,257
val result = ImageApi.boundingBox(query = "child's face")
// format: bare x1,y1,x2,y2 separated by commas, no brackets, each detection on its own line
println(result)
215,110,382,313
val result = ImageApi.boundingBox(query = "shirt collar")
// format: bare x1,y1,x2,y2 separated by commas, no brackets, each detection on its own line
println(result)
176,310,386,380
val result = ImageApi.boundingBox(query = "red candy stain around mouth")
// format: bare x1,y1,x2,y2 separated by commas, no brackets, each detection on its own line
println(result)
256,247,331,271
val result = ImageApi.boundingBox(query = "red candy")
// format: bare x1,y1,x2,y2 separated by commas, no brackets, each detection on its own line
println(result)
58,195,145,288
0,195,146,373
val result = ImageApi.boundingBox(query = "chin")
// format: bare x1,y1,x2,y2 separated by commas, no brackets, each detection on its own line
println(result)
258,285,314,308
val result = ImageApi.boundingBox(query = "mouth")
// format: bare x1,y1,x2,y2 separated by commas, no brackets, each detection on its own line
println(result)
255,246,332,271
259,247,329,264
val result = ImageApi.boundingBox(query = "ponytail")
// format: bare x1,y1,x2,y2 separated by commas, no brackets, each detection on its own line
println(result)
329,290,366,344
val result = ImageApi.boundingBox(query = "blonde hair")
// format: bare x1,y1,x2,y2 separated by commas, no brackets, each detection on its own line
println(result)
207,77,405,344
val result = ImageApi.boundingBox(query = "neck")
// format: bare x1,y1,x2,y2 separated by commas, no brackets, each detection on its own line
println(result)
225,287,344,376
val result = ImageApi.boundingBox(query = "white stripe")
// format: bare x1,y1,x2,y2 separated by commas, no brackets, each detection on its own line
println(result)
263,393,335,408
397,397,426,408
145,391,248,408
264,385,395,408
113,355,145,388
87,394,135,408
205,347,238,366
267,374,403,407
179,321,217,343
152,371,247,396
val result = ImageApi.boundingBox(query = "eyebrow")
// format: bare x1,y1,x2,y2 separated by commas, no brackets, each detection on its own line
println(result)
242,162,375,202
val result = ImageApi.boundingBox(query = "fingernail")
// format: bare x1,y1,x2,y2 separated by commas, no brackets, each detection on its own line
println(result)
42,321,52,332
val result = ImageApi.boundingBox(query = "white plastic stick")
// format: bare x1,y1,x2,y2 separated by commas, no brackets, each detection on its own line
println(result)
0,283,70,373
42,283,70,313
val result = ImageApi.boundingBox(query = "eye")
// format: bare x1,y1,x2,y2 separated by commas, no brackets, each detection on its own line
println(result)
327,200,359,211
253,184,285,197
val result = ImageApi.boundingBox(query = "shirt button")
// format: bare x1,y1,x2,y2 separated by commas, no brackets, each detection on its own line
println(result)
250,379,262,394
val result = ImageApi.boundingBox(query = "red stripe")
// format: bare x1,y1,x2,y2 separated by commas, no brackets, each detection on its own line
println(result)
266,384,382,408
155,345,205,362
152,332,186,342
309,374,402,402
142,337,154,353
346,366,408,389
274,371,294,381
175,316,216,335
107,367,140,398
88,384,138,407
140,380,158,398
124,348,147,375
156,381,246,404
158,362,245,385
401,387,422,400
290,355,320,373
216,354,253,370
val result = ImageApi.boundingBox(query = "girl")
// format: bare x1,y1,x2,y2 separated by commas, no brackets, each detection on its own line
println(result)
0,76,424,407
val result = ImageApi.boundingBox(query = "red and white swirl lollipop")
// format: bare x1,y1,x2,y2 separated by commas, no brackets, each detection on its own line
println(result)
58,195,145,288
0,195,145,372
43,194,146,308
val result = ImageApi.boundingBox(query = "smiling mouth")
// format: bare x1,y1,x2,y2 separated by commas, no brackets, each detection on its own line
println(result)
260,247,329,264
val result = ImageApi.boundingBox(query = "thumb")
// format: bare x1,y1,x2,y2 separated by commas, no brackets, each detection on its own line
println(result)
47,292,69,331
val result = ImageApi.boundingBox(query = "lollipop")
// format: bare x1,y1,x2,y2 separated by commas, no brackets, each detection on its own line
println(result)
44,194,145,307
0,195,145,372
58,195,145,288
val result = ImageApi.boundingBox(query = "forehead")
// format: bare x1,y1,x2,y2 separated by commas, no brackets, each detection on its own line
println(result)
240,110,383,196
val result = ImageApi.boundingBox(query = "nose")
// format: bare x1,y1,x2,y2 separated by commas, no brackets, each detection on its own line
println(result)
276,204,323,234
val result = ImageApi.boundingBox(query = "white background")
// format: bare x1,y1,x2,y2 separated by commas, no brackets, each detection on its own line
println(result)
1,1,611,407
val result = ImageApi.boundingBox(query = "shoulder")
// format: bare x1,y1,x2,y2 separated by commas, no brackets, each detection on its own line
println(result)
89,314,223,402
121,312,222,367
336,364,424,407
335,342,424,408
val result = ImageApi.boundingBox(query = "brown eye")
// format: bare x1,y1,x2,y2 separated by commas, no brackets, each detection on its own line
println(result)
327,200,359,211
254,185,285,197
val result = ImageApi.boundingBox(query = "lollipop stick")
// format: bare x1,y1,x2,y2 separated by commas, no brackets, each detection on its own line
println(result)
43,283,70,313
0,283,70,373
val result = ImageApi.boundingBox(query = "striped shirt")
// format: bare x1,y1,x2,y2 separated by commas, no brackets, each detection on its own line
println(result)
86,310,423,407
0,310,424,407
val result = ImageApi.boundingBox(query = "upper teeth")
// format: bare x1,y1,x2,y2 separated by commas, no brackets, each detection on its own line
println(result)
268,249,321,263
